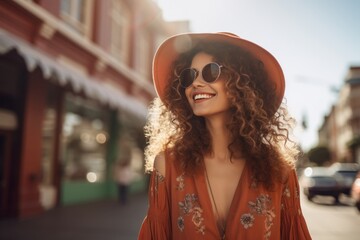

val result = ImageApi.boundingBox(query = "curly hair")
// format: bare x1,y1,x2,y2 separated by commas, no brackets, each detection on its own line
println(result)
144,41,299,190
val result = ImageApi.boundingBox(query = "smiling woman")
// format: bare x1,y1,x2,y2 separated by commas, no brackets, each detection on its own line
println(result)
183,53,231,117
138,32,311,240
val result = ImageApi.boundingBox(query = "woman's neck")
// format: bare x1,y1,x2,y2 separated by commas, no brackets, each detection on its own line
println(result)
205,115,232,161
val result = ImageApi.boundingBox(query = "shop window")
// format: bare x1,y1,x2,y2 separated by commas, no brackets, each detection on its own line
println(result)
110,0,130,64
61,93,109,183
113,132,145,190
60,0,93,38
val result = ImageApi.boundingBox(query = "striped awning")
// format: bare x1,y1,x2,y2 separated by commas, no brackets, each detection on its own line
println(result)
0,29,148,119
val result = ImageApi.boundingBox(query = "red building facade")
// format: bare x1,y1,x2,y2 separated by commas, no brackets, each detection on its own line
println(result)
0,0,189,219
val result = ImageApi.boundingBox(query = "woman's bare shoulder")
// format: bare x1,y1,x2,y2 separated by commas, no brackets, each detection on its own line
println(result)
154,151,166,177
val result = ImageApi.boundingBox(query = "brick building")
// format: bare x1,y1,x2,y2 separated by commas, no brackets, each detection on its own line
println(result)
0,0,189,219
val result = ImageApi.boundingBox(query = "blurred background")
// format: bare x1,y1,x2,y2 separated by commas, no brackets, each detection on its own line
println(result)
0,0,359,239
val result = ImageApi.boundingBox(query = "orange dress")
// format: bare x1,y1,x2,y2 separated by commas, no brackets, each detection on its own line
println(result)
138,153,312,240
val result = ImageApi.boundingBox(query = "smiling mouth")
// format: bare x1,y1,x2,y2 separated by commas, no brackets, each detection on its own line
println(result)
193,93,215,101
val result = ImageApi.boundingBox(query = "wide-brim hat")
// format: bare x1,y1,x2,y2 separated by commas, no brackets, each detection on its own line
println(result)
152,32,285,111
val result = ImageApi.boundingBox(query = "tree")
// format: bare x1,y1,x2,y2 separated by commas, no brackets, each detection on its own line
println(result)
307,146,331,166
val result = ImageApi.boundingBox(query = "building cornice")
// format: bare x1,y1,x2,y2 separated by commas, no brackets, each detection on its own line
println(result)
13,0,155,96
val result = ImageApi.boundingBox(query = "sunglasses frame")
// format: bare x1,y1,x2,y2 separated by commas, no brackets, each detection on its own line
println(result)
178,62,223,88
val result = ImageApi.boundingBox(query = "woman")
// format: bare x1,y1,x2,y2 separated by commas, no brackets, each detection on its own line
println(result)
138,32,311,240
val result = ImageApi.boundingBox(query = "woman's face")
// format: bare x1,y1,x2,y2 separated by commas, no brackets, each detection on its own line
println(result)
184,52,232,118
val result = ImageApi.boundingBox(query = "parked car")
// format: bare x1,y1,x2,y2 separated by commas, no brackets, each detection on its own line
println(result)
328,163,360,196
300,167,341,202
351,171,360,212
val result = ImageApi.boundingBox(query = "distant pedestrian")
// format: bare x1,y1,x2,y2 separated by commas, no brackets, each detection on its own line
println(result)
114,160,133,205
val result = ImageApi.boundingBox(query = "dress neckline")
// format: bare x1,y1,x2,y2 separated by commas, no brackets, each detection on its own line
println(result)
199,160,247,239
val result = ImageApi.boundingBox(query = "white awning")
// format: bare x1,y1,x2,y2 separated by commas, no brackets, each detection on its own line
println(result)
0,29,148,119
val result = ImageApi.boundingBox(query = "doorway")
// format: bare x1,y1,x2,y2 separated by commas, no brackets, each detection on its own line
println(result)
0,130,12,218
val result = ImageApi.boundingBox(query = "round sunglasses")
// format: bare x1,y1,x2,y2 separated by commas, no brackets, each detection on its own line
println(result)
178,62,223,88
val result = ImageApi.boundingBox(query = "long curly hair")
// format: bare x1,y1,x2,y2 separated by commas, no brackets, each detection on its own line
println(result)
145,41,299,190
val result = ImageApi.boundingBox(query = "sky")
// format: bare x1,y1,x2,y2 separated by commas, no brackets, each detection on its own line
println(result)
154,0,360,151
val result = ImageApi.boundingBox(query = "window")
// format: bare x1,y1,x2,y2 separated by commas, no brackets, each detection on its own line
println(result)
60,0,93,37
110,0,131,64
61,93,109,183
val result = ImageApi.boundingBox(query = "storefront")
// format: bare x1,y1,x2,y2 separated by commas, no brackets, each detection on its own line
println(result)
0,29,148,219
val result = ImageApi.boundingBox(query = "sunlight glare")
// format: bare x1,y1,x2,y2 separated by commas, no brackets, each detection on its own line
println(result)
86,172,97,183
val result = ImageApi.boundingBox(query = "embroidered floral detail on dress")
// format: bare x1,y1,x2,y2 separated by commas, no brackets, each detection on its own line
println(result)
192,207,205,233
176,173,185,191
154,170,165,192
250,175,258,189
241,194,275,240
240,213,255,229
283,185,291,198
177,216,185,231
177,194,205,235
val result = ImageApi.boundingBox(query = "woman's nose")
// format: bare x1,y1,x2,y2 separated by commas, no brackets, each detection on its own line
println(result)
191,73,205,87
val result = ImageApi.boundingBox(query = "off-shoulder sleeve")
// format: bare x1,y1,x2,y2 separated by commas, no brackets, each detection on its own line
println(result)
138,169,170,239
280,169,312,240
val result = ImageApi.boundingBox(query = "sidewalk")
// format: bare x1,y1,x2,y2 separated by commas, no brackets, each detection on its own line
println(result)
0,192,148,240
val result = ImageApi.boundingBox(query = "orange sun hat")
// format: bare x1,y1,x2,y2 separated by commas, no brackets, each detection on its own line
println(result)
152,32,285,111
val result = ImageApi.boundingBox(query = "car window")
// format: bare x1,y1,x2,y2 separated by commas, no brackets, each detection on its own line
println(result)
336,171,357,178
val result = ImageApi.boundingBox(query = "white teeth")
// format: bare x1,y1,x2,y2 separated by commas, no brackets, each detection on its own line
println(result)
194,94,214,100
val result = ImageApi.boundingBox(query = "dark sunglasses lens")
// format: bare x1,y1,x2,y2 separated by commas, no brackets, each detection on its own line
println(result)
203,63,221,83
179,69,196,88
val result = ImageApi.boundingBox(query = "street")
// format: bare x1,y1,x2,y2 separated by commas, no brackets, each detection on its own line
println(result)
301,193,360,240
0,193,148,240
1,189,360,239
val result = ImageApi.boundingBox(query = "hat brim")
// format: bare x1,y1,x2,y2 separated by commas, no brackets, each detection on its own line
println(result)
152,32,285,110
